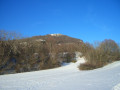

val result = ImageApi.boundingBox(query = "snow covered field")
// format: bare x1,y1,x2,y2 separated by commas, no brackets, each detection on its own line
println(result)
0,57,120,90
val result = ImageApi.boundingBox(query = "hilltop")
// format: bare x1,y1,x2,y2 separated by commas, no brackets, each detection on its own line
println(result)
20,33,83,44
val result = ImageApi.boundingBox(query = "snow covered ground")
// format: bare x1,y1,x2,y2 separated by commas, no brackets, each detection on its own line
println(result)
0,57,120,90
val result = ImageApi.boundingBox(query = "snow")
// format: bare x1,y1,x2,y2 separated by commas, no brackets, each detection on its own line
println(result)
36,39,45,42
50,34,62,36
0,57,120,90
113,83,120,90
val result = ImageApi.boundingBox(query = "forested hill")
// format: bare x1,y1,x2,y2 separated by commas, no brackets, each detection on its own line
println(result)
0,32,85,75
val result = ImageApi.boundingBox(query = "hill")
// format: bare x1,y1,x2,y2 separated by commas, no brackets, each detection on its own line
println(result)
20,34,83,44
0,33,84,75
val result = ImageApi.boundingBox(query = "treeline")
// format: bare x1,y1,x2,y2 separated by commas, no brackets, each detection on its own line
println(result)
0,30,84,75
79,39,120,70
1,30,119,73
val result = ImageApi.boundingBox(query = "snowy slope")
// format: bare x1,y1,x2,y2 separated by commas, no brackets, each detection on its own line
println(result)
0,57,120,90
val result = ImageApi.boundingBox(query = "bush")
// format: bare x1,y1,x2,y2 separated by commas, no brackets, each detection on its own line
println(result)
79,39,120,70
79,63,98,70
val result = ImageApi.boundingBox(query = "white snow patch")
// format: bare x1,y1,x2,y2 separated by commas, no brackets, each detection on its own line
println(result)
0,57,120,90
36,39,45,42
113,83,120,90
50,34,62,36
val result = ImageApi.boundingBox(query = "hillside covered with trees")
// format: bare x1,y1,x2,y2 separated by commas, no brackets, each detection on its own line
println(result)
0,30,84,74
0,30,120,75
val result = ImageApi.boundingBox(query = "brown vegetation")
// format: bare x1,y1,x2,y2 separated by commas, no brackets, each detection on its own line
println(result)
79,39,120,70
1,30,119,73
0,30,84,75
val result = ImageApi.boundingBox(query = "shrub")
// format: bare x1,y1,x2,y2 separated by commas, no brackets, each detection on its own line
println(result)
79,39,120,70
79,62,98,70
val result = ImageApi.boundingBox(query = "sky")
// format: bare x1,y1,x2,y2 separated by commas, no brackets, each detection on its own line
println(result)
0,0,120,43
